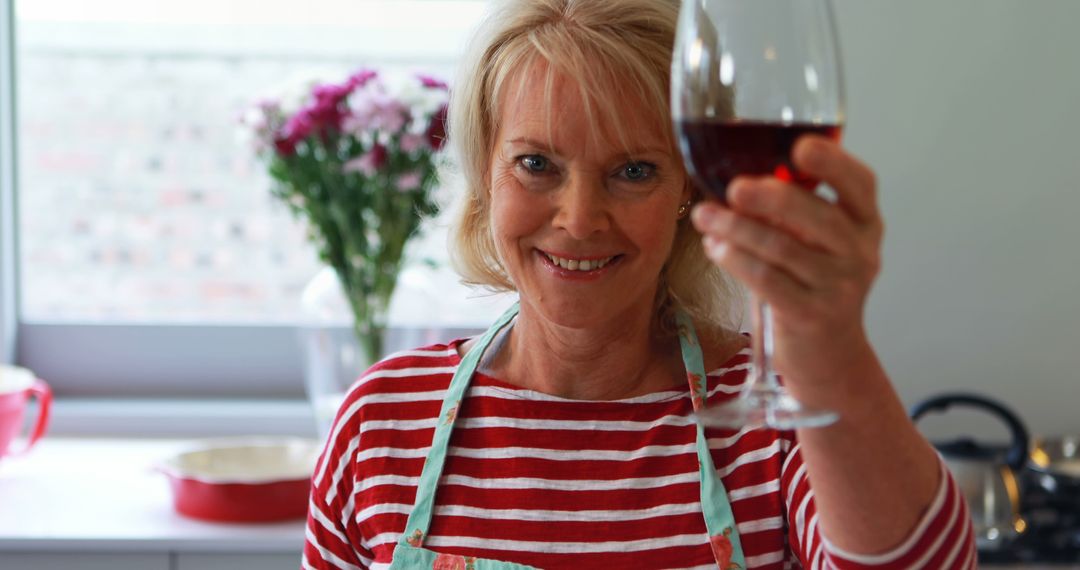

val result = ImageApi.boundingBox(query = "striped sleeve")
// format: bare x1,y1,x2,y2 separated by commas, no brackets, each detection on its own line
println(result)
303,368,380,570
304,494,369,570
781,446,977,569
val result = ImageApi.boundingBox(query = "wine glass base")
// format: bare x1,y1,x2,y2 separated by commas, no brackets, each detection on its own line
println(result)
695,393,839,430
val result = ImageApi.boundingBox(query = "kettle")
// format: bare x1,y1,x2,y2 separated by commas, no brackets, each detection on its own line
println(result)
910,393,1028,551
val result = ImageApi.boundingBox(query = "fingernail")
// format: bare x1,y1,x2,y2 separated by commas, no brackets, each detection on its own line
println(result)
691,204,715,227
704,236,728,257
728,180,756,207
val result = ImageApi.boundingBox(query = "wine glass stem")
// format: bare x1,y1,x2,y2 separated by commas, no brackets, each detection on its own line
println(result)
748,295,780,394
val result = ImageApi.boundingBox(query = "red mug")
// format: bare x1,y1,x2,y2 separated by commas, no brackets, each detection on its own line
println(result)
0,365,52,459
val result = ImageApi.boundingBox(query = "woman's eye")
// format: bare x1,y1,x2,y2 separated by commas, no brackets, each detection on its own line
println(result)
620,162,656,181
518,155,550,173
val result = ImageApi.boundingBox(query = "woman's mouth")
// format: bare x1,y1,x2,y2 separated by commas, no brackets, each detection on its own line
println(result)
536,249,623,280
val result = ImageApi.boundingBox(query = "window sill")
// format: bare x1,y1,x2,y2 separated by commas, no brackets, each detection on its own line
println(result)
47,398,319,439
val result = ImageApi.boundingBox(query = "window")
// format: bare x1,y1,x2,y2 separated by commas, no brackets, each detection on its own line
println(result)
6,0,512,398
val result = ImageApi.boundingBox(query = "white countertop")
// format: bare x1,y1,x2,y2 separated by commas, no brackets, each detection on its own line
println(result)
0,438,305,553
0,439,1074,567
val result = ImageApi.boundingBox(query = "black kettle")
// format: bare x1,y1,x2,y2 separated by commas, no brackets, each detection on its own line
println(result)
910,393,1029,552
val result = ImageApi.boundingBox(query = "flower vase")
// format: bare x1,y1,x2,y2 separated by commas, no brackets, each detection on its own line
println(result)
299,267,384,438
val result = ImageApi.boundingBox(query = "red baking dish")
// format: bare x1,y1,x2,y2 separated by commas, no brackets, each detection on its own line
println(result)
159,437,321,523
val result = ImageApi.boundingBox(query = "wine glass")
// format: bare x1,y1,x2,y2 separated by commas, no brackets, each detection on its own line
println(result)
672,0,844,429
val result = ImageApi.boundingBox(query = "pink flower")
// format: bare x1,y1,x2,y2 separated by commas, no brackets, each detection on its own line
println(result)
344,89,410,135
395,171,422,192
417,74,448,90
274,81,354,156
312,82,352,106
342,144,388,177
307,82,351,130
399,133,427,154
347,69,378,89
274,111,315,156
375,102,408,133
273,137,297,157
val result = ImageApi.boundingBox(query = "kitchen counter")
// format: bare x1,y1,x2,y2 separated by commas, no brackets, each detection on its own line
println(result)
0,438,304,569
0,439,1073,569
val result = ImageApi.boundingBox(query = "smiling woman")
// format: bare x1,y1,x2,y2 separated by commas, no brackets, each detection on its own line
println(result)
304,1,975,569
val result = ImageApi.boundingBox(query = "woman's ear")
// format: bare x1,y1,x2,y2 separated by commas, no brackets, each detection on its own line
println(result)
680,179,695,205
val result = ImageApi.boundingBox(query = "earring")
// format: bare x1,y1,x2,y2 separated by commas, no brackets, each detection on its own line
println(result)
677,200,692,218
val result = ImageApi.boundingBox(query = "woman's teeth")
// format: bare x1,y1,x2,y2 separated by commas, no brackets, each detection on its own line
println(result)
544,253,615,271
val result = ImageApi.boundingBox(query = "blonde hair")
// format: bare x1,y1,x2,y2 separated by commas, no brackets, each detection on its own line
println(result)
447,0,741,334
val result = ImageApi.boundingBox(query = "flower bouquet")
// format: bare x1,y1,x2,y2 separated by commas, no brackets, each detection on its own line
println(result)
243,69,449,366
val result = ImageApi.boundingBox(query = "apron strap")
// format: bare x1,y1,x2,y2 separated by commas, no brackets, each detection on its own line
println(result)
398,302,521,547
396,303,747,570
676,310,748,569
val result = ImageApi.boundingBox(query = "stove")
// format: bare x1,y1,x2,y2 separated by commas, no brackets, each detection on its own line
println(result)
979,470,1080,566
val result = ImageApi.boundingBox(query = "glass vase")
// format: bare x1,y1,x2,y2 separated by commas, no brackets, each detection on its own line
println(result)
298,266,382,438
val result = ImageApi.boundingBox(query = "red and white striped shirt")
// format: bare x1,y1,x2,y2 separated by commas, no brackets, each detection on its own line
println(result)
304,341,976,569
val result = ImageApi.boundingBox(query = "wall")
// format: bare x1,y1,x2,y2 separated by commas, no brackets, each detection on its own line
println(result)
836,0,1080,442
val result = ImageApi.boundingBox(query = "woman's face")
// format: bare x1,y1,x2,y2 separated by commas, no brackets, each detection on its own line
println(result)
488,63,690,330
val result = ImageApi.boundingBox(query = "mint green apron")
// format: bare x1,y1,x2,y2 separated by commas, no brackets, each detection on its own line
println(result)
389,303,748,569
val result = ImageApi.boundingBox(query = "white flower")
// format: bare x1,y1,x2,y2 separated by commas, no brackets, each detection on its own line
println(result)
344,81,409,135
345,72,448,137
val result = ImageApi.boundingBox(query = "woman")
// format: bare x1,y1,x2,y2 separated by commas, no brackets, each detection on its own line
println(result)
305,0,975,568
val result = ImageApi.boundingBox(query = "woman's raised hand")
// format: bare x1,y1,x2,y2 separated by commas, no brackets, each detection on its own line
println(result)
691,136,884,392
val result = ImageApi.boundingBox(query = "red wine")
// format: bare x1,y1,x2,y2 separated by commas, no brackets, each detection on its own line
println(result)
677,120,842,202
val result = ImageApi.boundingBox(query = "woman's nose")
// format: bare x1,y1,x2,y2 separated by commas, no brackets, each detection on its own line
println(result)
552,173,610,240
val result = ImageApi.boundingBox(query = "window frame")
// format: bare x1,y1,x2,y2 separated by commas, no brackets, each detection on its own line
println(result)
1,0,17,366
